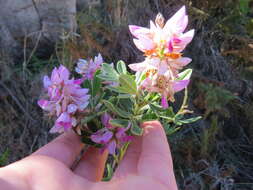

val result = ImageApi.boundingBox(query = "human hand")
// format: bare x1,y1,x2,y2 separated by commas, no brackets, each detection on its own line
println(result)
0,121,178,190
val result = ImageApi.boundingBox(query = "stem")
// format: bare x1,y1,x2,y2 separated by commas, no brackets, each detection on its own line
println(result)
176,87,188,116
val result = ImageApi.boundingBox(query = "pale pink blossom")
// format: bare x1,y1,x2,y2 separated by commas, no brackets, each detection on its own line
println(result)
129,6,194,59
38,65,90,133
141,71,190,108
75,53,103,80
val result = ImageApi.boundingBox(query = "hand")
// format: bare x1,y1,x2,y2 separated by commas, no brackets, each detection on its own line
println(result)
0,121,178,190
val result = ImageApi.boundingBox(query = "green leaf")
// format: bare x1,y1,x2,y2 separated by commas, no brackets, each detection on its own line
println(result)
118,74,137,95
178,116,202,124
103,164,113,181
97,63,119,82
130,120,143,136
135,71,146,85
92,70,102,96
117,94,133,99
106,86,122,93
165,107,175,117
81,111,105,124
109,119,129,127
103,100,131,118
116,60,127,74
239,0,250,15
0,149,9,166
150,103,165,112
177,69,192,81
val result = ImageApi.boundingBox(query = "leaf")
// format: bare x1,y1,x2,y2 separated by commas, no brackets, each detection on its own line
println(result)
130,120,143,136
165,107,175,117
106,86,122,93
116,60,127,74
239,0,250,15
103,164,113,181
150,103,165,112
178,116,202,124
92,70,102,96
117,94,133,99
177,69,192,81
0,149,9,166
97,63,119,82
135,71,146,85
118,74,137,95
103,100,131,118
109,119,129,127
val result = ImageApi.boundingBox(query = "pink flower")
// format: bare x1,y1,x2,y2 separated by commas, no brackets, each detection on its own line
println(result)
75,53,103,80
91,114,132,155
129,6,194,59
141,71,190,107
38,65,90,133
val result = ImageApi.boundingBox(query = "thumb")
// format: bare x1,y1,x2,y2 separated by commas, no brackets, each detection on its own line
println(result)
137,121,178,189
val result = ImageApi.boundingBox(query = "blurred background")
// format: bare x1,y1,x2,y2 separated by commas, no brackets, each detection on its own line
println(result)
0,0,252,189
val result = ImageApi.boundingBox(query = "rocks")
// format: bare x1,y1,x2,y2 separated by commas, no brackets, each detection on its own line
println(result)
0,0,76,58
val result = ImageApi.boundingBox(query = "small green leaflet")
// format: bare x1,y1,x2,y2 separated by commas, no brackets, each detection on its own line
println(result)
98,63,119,82
109,119,129,127
177,69,192,81
102,100,131,118
118,74,137,95
130,120,143,136
116,60,127,74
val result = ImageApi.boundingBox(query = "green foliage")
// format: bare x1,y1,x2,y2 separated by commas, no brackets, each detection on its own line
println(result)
0,149,9,167
176,69,192,81
102,100,132,118
116,61,127,74
98,63,119,82
109,119,129,128
239,0,251,15
197,83,237,118
103,164,114,181
118,74,137,95
130,120,144,136
200,115,219,157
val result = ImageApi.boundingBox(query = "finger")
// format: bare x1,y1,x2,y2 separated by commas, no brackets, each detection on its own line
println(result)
73,147,108,181
32,130,84,167
138,121,177,188
113,136,142,178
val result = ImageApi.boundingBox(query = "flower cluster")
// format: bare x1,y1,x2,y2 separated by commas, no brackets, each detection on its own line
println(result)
129,6,194,108
38,65,90,133
75,53,103,80
38,6,198,156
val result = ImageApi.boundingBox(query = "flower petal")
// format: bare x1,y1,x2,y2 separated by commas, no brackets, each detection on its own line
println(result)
91,130,113,144
107,140,117,155
173,79,190,92
129,25,150,38
161,95,169,109
67,104,77,114
43,76,51,89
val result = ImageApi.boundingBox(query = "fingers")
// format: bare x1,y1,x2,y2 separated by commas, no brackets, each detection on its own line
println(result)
73,147,108,181
137,121,178,189
32,130,84,167
113,136,143,178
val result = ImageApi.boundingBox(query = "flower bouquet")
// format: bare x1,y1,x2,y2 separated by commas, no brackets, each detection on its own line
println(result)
38,6,200,167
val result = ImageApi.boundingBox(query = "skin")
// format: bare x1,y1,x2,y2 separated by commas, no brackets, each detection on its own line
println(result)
0,121,178,190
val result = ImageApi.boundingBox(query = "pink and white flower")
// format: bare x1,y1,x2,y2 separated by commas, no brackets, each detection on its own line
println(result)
75,53,103,80
38,65,90,133
129,6,194,59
